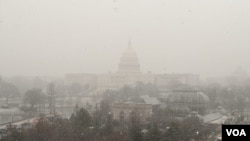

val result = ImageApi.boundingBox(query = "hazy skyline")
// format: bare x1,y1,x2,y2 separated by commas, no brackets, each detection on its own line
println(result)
0,0,250,78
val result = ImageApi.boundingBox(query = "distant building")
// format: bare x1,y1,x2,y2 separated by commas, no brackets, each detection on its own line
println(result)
65,41,200,95
65,73,97,89
155,73,199,90
141,95,161,112
111,102,152,124
206,67,249,87
203,112,229,125
166,88,210,115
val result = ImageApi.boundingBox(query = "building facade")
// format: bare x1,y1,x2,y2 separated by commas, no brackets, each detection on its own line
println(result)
166,88,210,115
65,43,200,94
111,102,152,124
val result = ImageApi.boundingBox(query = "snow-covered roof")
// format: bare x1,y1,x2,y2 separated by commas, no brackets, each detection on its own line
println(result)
203,112,228,124
141,95,161,105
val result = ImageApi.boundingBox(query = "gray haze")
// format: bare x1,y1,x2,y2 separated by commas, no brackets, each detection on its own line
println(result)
0,0,250,78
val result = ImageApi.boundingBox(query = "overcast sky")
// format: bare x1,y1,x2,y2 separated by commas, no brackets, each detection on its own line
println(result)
0,0,250,78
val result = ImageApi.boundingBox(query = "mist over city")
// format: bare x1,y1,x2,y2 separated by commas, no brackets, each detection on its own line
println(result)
0,0,250,141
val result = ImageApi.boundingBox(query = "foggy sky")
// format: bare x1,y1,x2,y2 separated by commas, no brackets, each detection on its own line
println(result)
0,0,250,78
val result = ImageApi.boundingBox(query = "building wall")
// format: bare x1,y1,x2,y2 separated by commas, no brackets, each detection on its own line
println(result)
65,73,199,93
65,73,97,88
64,48,199,93
111,103,152,124
96,73,155,90
155,73,199,90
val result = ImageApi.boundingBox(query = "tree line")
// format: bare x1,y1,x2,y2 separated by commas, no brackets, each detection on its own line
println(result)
1,104,217,141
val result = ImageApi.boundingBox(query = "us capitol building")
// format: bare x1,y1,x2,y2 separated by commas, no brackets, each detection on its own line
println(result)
65,43,199,95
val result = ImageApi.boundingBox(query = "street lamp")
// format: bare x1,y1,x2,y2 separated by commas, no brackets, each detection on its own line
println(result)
166,126,171,141
196,131,199,141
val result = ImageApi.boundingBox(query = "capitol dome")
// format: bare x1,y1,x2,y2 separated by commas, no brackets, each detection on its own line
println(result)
118,46,140,74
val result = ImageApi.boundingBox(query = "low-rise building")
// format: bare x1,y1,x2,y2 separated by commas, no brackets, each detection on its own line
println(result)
111,102,152,124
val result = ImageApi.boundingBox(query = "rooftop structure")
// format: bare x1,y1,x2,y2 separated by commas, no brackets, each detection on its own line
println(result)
166,88,210,115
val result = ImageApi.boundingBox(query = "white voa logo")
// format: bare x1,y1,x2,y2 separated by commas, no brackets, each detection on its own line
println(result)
226,129,246,136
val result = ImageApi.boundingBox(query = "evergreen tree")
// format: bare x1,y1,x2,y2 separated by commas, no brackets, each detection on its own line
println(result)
163,122,183,141
70,107,91,130
129,111,144,141
144,123,161,141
